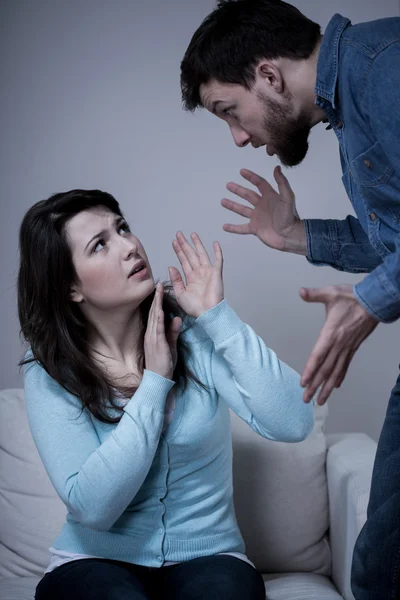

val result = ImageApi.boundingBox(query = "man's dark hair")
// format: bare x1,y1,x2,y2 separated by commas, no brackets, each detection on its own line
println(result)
181,0,321,111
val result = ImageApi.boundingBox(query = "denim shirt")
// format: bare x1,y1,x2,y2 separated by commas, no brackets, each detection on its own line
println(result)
304,14,400,322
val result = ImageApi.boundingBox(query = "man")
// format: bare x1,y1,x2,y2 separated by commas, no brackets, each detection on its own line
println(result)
181,1,400,598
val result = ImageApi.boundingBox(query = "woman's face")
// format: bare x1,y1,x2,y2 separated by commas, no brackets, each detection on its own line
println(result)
66,206,154,312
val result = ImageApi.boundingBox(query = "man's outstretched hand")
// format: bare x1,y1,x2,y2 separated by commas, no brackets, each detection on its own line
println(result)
300,284,379,405
222,166,307,255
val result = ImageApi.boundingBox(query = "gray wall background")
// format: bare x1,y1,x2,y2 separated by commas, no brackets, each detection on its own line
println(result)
1,0,399,441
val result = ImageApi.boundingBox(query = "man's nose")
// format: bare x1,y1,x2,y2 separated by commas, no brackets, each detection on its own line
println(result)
231,125,251,148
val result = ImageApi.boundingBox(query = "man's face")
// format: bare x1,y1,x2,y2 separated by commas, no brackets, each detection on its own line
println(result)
200,79,312,167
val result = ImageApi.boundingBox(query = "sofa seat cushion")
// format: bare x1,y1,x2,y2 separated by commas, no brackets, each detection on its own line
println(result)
0,574,342,600
263,573,342,599
0,577,40,600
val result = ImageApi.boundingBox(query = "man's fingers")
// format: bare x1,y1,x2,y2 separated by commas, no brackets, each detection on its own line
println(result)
273,166,295,203
303,346,339,402
221,198,253,220
239,168,275,195
301,329,332,387
226,181,261,207
316,352,351,405
304,347,350,403
300,286,331,304
222,223,252,235
333,349,355,389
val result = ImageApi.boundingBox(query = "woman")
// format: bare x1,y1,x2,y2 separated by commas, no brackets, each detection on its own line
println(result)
18,189,313,600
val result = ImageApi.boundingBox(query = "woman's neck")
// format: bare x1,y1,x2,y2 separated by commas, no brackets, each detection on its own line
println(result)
87,306,144,375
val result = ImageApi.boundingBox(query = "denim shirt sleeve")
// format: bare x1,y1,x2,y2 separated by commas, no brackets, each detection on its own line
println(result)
354,246,400,322
304,215,382,273
354,41,400,323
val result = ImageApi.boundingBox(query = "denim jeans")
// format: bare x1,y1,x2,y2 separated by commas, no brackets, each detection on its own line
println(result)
352,370,400,599
35,554,266,600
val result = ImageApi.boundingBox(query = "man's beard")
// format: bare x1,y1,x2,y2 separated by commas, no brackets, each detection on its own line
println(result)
260,92,312,168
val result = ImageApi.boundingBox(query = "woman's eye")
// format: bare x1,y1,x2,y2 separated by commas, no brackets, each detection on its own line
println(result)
93,239,105,253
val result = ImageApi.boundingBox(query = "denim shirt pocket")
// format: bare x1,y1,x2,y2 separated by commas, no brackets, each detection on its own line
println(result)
350,141,394,189
350,141,397,258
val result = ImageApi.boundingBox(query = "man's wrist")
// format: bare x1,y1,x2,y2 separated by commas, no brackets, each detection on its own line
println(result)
281,220,307,256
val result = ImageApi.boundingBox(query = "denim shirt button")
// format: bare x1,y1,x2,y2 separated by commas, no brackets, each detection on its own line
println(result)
364,159,372,169
337,120,343,129
370,213,377,221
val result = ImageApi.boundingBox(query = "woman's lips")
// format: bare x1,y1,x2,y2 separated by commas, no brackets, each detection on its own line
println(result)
129,266,150,280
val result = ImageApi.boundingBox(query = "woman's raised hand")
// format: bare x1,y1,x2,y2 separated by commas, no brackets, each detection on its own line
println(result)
169,232,224,319
144,283,182,380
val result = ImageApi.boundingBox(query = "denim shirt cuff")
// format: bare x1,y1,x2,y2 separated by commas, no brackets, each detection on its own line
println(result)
304,219,341,268
354,271,400,323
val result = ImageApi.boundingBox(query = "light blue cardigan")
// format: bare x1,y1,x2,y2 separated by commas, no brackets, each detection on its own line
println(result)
24,300,313,567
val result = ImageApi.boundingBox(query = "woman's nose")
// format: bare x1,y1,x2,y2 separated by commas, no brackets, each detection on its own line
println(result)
123,236,139,258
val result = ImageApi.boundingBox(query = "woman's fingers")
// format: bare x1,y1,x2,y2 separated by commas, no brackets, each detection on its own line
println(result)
190,232,211,266
156,306,165,337
147,285,157,336
166,316,182,349
173,239,193,277
168,266,185,294
148,283,162,337
175,231,200,269
213,241,223,272
156,282,163,313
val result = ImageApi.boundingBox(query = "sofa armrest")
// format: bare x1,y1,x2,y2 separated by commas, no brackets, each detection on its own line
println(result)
326,433,376,600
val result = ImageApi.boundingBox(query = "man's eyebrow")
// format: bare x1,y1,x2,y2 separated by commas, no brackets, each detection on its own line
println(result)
84,216,125,251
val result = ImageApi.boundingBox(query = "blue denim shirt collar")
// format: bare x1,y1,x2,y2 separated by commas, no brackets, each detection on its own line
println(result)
315,14,351,110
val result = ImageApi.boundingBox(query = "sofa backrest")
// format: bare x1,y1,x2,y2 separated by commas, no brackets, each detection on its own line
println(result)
0,388,331,578
0,389,66,578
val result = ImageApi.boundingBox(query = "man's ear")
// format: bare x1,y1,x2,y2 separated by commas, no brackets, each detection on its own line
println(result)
256,60,284,94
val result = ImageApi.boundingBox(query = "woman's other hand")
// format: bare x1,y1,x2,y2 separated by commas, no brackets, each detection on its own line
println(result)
169,232,224,319
144,283,181,380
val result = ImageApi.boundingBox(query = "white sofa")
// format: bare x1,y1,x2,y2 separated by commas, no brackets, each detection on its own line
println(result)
0,388,377,600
